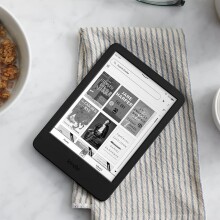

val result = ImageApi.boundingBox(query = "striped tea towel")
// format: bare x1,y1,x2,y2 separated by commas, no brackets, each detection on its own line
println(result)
72,27,205,220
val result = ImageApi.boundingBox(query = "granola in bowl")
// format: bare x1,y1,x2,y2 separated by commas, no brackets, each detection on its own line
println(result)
0,22,19,106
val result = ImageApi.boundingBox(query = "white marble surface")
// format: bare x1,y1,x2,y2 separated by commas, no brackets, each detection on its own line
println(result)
0,0,220,219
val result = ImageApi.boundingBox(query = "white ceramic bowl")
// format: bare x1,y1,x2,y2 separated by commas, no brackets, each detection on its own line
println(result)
0,6,31,116
212,88,220,131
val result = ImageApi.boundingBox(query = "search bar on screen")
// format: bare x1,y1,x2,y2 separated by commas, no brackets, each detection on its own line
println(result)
110,59,161,100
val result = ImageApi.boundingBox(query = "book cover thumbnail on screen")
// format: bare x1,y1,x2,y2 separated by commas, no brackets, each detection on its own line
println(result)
122,100,154,136
104,86,138,122
82,113,116,150
86,72,120,108
64,98,98,134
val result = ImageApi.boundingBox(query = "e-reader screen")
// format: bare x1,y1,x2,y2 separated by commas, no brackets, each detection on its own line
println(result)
50,52,176,181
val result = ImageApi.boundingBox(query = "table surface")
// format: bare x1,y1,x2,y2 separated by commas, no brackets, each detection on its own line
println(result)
0,0,220,219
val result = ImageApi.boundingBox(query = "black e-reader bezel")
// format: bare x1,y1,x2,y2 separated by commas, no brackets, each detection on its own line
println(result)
33,43,185,201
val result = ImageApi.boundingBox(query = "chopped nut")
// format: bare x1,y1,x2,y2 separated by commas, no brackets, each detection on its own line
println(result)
0,38,16,65
2,65,18,80
0,25,6,37
0,79,7,89
0,89,10,99
0,75,9,81
0,23,19,106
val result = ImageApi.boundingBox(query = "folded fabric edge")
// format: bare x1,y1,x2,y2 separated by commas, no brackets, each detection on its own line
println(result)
180,29,206,216
79,26,183,32
72,203,91,209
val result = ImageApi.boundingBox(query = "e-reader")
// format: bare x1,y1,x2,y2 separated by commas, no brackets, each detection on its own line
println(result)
33,43,184,201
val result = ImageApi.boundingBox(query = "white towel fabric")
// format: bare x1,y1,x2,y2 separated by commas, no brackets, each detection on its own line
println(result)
72,27,205,220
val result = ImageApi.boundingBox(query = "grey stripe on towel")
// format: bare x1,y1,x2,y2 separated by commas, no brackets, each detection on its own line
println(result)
72,27,205,220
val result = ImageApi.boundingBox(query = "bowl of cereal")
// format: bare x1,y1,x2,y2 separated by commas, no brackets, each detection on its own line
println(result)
0,6,30,116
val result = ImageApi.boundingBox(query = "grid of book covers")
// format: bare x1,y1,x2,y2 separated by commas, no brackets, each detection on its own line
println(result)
52,71,155,179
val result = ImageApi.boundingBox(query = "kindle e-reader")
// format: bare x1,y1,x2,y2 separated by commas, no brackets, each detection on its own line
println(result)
33,43,184,201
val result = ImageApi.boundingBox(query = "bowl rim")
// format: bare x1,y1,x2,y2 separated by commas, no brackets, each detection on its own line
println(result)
212,88,220,131
0,6,31,116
